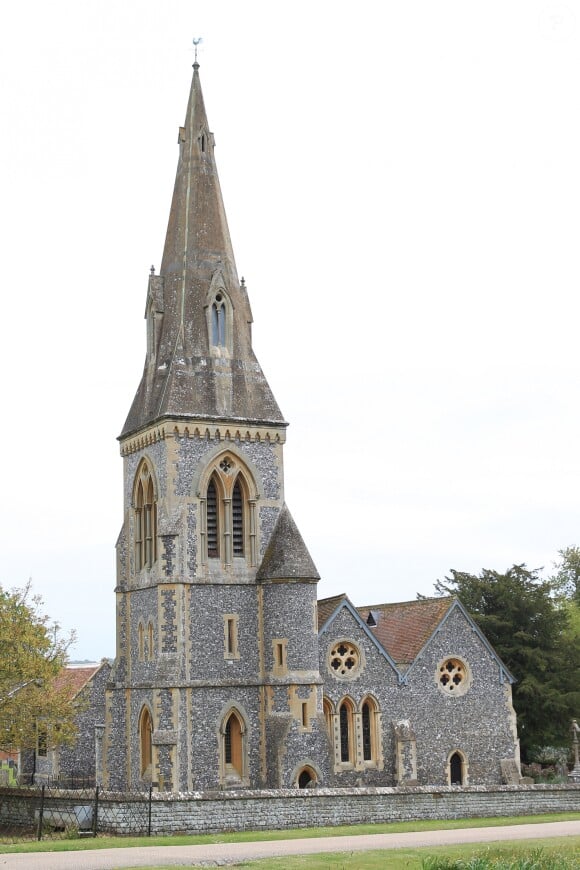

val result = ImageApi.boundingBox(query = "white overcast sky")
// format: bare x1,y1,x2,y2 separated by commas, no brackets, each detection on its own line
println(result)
1,1,579,660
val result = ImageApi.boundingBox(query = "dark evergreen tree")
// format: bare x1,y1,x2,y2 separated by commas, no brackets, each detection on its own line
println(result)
433,565,580,760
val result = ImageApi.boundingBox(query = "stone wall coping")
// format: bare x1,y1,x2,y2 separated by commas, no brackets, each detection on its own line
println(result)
3,783,577,802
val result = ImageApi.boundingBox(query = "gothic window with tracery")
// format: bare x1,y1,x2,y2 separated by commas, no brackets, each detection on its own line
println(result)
202,457,256,567
134,463,157,572
329,641,361,678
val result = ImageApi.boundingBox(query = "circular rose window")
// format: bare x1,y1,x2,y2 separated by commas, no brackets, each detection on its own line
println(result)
329,641,361,679
437,658,471,696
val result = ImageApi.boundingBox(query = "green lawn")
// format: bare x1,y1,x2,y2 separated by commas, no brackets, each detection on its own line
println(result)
117,837,580,870
0,813,578,854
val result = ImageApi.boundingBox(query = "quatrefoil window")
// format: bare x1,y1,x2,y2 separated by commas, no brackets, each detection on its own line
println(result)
437,658,471,696
329,641,361,679
219,458,233,473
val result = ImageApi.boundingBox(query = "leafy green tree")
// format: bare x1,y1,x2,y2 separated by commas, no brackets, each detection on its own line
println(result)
0,581,76,752
433,565,580,760
551,546,580,605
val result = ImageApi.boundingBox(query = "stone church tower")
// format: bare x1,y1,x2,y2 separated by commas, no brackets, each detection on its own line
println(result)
103,62,330,791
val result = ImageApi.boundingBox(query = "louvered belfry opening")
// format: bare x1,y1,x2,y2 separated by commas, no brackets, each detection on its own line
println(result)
207,478,219,557
232,478,244,556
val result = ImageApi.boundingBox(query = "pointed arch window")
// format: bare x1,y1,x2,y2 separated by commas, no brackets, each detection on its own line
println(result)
361,696,379,764
134,463,157,572
362,701,372,760
221,708,247,784
323,698,333,738
139,707,153,778
449,750,467,785
338,699,354,764
201,457,257,567
206,282,233,355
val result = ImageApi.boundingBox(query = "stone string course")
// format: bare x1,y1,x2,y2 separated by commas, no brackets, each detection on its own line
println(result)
1,785,578,836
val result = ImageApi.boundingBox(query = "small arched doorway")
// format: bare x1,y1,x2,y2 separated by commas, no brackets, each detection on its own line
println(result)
449,751,464,785
297,766,317,789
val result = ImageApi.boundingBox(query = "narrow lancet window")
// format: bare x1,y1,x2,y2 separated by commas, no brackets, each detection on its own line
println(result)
223,710,243,776
207,478,219,558
362,701,372,761
339,702,351,763
139,707,153,777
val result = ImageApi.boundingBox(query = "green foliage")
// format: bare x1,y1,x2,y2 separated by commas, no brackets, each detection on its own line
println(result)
0,581,76,752
550,547,580,604
422,849,579,869
433,565,580,759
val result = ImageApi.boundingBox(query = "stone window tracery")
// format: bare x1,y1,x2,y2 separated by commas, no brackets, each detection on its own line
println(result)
325,694,381,772
206,284,233,355
329,640,361,679
437,657,471,696
201,456,257,567
134,462,158,572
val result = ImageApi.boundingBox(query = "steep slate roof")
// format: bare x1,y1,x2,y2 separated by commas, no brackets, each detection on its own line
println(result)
356,597,455,667
256,505,320,581
121,62,284,438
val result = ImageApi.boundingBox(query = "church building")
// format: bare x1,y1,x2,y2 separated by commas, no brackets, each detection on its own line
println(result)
102,60,521,792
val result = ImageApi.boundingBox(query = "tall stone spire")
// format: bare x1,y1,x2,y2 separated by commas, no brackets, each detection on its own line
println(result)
121,62,284,439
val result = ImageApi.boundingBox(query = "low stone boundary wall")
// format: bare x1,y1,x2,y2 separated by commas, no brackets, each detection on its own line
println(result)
1,784,579,836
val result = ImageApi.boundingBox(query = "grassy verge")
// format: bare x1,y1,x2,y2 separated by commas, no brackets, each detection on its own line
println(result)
0,813,578,854
118,837,580,869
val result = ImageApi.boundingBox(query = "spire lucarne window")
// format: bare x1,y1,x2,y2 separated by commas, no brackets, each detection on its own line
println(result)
211,294,226,346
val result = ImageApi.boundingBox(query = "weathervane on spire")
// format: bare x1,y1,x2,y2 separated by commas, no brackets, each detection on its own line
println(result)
193,37,203,64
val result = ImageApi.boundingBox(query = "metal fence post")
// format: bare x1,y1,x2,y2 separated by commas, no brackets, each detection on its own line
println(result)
93,785,99,837
148,785,152,836
36,785,45,841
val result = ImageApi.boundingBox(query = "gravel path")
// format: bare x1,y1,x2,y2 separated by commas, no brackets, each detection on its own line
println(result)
0,820,578,869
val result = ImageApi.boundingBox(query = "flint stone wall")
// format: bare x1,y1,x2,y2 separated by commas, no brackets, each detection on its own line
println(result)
1,785,578,835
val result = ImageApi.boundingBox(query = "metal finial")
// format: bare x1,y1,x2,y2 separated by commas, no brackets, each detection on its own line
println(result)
192,37,203,64
241,276,246,288
150,265,155,275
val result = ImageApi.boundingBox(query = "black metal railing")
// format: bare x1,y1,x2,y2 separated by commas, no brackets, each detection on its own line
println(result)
0,784,155,842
